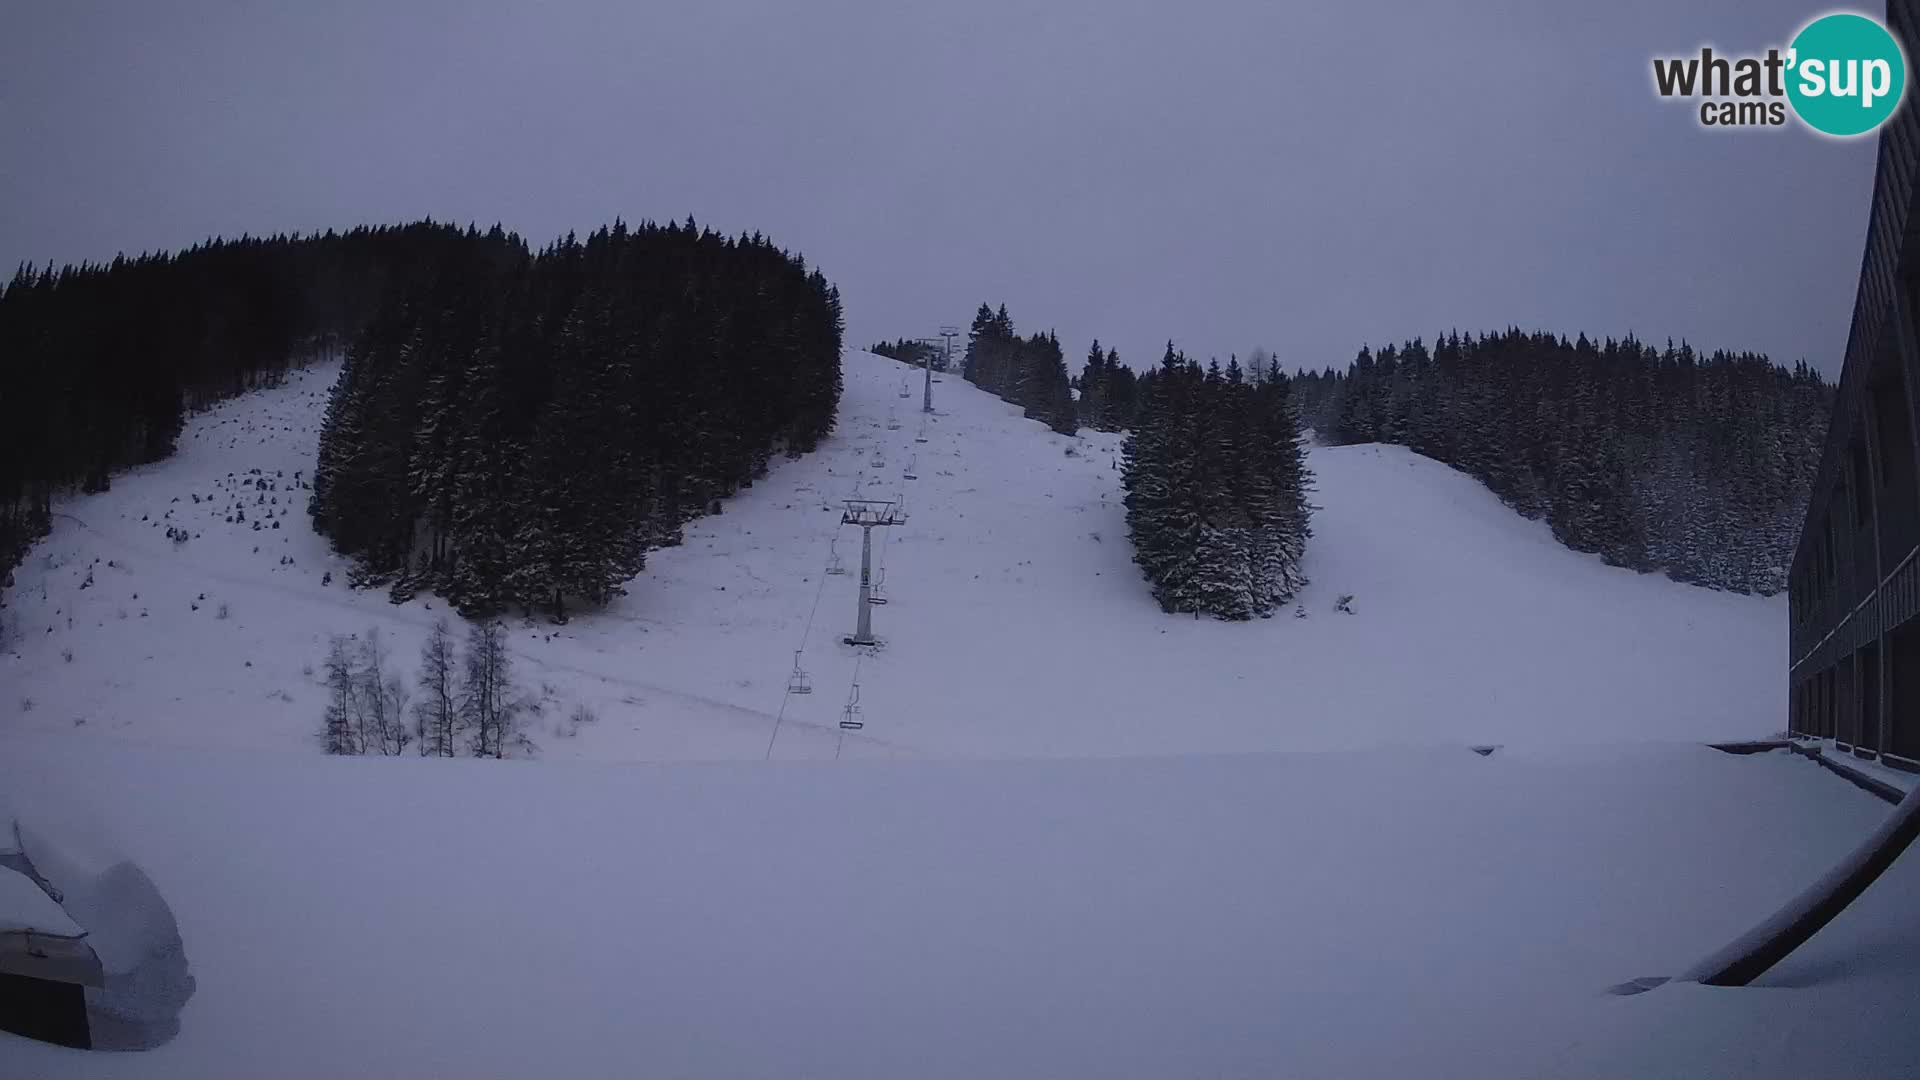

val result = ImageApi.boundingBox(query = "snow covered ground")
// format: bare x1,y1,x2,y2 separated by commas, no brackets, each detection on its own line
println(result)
1,737,1914,1078
0,350,1784,762
6,349,1910,1076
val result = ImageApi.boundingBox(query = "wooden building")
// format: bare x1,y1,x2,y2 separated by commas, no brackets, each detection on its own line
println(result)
1788,0,1920,773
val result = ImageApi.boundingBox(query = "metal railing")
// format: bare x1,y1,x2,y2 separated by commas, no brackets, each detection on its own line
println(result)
1791,543,1920,678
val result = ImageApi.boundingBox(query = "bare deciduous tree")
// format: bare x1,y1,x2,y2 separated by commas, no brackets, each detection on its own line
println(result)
321,634,364,755
359,627,411,756
414,617,459,757
461,620,517,759
321,627,415,755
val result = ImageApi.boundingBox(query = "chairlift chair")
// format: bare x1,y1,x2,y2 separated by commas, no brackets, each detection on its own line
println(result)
788,651,812,695
869,568,888,605
840,684,865,730
826,535,848,575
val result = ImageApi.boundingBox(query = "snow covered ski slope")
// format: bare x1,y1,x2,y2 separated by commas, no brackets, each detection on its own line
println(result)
5,349,1913,1079
1,350,1783,761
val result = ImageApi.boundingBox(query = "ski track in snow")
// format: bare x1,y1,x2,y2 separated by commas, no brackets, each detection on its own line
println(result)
2,350,1783,761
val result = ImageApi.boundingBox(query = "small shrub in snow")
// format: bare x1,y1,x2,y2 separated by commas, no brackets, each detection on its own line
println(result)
61,648,73,664
19,697,32,713
216,603,230,620
1335,594,1355,615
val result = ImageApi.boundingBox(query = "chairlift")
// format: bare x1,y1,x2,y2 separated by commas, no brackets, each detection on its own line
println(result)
788,651,812,695
869,568,888,605
898,380,911,399
826,535,848,575
903,456,918,481
840,683,865,730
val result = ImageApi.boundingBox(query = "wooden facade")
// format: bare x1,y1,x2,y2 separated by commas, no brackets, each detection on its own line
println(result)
1787,0,1920,772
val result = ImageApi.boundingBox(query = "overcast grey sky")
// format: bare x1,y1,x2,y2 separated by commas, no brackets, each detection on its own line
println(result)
0,1,1879,375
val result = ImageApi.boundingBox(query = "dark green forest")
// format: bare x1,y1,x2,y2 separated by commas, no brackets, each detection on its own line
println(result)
1,222,489,584
1288,330,1831,595
1122,347,1314,618
870,337,949,371
311,220,843,619
960,304,1078,435
1,220,843,623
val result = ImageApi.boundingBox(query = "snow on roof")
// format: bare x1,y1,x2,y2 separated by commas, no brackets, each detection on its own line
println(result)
0,864,82,939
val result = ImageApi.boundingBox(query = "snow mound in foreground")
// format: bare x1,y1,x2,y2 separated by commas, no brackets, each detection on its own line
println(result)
0,737,1912,1077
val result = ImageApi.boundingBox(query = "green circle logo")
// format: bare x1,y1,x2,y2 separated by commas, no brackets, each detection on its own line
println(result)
1787,13,1907,136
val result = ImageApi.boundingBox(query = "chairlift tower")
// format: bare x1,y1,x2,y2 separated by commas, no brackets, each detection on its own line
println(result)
840,498,904,646
934,327,960,414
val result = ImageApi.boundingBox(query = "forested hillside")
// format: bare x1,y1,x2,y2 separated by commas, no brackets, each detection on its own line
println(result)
1289,330,1831,594
1075,340,1143,432
870,338,948,370
961,304,1078,435
0,223,498,582
310,220,843,619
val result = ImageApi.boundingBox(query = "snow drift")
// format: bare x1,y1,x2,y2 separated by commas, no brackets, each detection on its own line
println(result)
1,737,1915,1077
